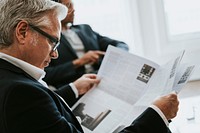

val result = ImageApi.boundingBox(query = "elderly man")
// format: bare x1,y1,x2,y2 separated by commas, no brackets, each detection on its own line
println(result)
0,0,179,133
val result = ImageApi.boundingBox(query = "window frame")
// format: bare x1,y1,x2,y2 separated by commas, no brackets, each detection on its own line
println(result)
136,0,200,80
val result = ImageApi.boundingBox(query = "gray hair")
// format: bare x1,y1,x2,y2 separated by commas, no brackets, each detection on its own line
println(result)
0,0,67,47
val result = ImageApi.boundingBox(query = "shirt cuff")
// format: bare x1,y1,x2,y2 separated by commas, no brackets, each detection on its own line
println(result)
149,105,169,126
69,83,79,98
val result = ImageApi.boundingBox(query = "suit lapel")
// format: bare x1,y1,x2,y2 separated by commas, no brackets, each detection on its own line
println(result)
60,33,78,58
71,25,99,52
48,90,83,132
71,26,89,52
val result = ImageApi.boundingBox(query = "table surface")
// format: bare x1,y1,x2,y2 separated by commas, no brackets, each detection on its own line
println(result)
178,80,200,98
169,80,200,133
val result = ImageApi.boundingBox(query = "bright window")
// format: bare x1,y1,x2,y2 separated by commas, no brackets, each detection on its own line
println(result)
137,0,200,80
163,0,200,40
73,0,137,54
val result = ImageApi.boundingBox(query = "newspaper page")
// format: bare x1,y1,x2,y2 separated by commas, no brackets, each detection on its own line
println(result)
135,50,193,106
172,64,195,93
71,46,194,133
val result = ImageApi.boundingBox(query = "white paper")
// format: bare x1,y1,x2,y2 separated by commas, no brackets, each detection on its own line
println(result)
71,46,194,133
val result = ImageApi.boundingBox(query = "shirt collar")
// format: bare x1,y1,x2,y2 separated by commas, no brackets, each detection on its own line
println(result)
0,52,45,81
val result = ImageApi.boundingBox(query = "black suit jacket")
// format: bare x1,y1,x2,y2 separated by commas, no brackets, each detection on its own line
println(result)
0,59,83,133
43,24,129,88
0,59,171,133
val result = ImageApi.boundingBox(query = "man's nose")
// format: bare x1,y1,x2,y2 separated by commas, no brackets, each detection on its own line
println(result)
50,50,59,59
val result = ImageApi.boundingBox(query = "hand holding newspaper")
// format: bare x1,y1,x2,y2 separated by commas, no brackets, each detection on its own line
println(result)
72,45,195,133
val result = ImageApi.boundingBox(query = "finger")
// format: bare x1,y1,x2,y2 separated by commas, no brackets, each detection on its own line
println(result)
170,93,178,98
88,78,101,84
171,95,178,102
91,54,99,61
84,74,97,78
166,93,178,100
87,54,99,63
95,51,106,55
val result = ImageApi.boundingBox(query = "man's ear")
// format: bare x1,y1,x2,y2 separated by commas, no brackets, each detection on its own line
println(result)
15,21,29,44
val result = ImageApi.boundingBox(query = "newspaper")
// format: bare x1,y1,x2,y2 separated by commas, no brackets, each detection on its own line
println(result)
71,45,195,133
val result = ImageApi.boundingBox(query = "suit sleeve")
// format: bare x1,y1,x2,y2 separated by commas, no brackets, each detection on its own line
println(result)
119,107,171,133
87,25,129,51
54,84,78,107
43,61,78,86
4,83,82,133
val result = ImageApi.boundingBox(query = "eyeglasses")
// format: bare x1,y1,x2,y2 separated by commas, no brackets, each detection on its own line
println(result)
29,24,60,51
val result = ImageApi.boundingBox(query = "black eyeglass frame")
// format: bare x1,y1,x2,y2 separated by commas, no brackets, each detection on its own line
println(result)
29,24,60,51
